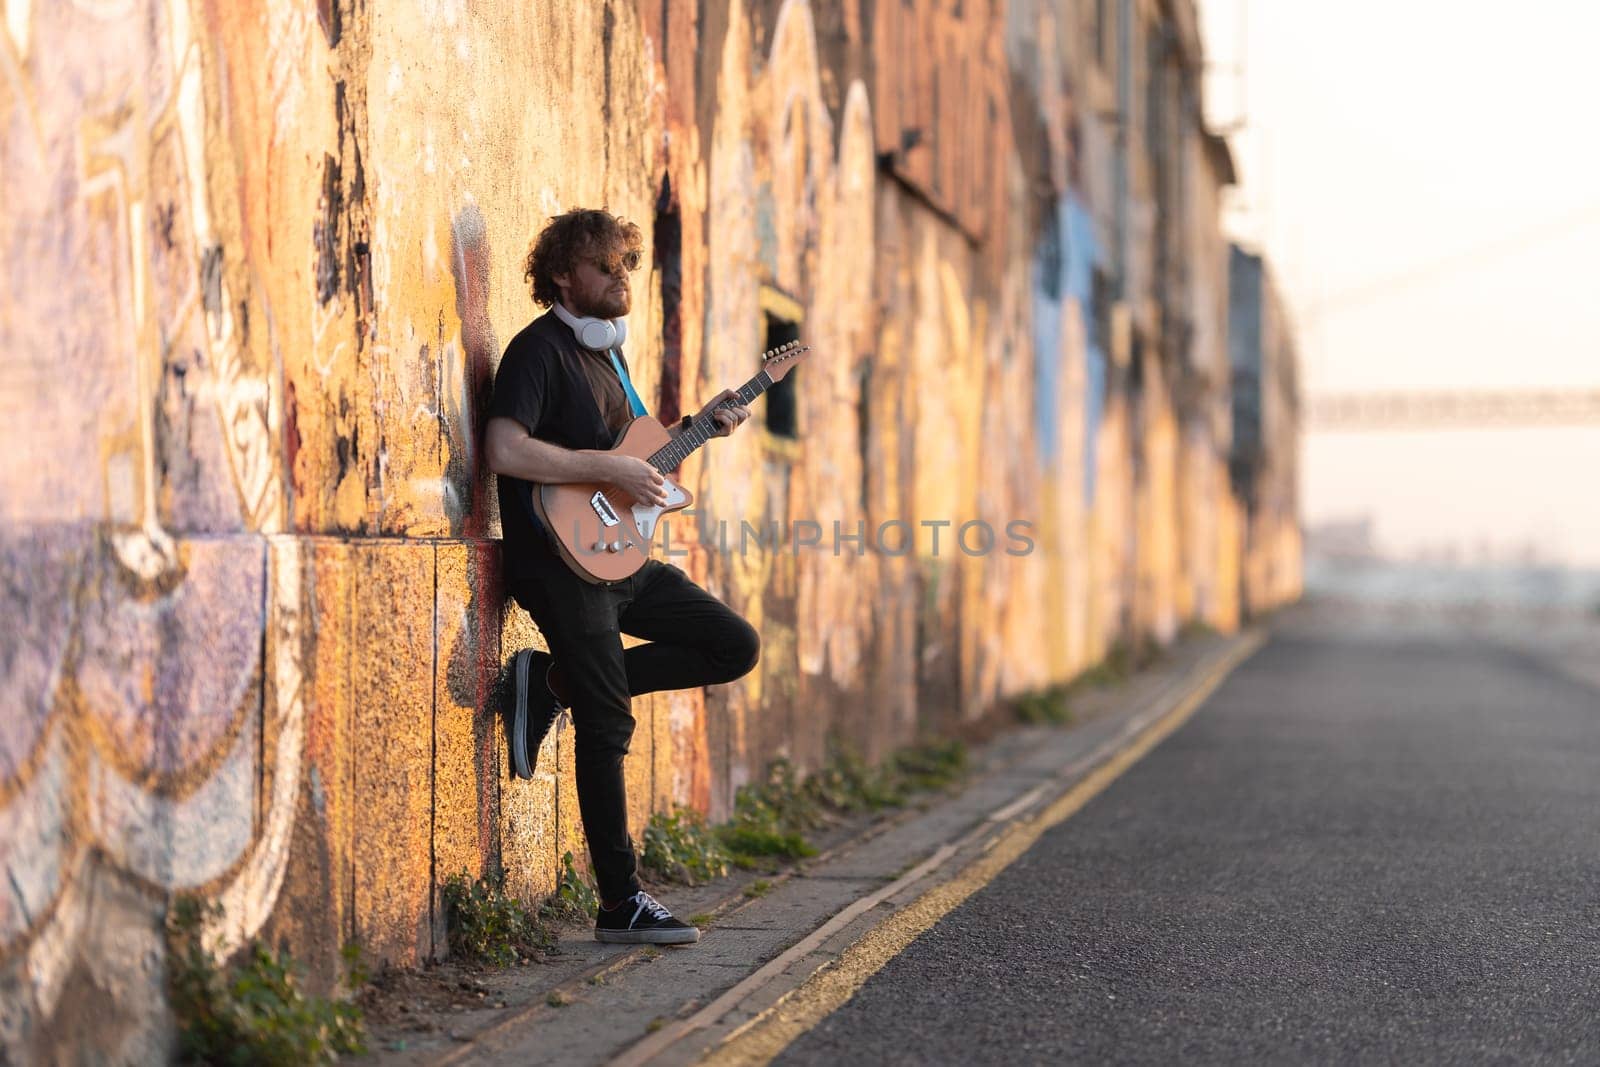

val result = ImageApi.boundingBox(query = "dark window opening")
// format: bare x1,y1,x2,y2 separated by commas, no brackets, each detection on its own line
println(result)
763,312,800,438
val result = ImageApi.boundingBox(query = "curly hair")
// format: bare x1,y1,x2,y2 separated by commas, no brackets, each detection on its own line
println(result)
523,208,644,308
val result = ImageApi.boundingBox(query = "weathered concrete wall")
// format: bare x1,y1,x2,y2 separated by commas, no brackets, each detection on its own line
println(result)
0,0,1300,1059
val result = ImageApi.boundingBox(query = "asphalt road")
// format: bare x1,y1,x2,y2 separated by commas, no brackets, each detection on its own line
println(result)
776,622,1600,1065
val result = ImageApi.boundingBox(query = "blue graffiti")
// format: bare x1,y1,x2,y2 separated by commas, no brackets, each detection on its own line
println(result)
1030,194,1104,503
1031,220,1064,463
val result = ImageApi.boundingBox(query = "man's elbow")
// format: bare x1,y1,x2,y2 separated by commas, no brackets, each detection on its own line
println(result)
483,421,518,476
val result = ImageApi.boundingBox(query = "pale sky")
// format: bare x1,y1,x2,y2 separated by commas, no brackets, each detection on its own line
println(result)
1198,0,1600,566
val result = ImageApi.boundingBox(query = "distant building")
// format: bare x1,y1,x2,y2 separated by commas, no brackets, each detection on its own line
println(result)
1229,246,1304,613
1307,517,1379,562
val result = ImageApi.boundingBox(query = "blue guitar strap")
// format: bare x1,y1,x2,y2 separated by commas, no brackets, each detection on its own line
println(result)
608,348,649,418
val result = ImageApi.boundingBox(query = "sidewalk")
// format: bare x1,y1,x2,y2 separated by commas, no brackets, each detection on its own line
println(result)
355,627,1264,1066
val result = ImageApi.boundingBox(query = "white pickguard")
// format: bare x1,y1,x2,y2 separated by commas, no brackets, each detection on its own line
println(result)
631,478,689,541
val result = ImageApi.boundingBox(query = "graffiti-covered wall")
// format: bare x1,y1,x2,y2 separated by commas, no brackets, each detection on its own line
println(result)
0,0,1299,1059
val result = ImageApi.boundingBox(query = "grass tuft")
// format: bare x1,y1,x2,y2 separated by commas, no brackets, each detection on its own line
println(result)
715,759,824,867
440,871,553,967
717,825,817,866
802,745,905,812
890,739,968,792
641,805,731,885
540,851,600,923
166,896,366,1066
1014,684,1073,725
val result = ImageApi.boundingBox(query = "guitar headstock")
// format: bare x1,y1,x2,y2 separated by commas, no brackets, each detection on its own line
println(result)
761,339,811,383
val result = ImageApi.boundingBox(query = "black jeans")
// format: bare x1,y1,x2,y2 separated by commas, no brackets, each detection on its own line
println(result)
510,556,760,904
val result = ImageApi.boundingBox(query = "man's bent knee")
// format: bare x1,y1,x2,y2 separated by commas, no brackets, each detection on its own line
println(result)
721,619,760,681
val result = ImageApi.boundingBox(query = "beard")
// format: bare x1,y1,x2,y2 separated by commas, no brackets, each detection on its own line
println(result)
575,283,630,320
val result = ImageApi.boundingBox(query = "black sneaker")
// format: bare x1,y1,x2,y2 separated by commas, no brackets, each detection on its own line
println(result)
507,648,562,779
594,892,700,945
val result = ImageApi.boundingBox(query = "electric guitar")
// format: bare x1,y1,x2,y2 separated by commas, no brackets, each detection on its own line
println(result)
531,341,810,583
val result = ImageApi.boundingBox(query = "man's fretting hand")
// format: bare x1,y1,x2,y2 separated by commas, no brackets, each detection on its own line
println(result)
697,389,752,438
607,454,669,507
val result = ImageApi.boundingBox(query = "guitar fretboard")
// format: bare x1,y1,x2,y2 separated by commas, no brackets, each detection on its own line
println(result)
648,370,774,473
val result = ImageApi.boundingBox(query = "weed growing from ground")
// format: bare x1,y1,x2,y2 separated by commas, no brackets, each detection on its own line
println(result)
440,871,553,967
743,880,772,898
166,896,366,1066
739,759,829,832
1075,638,1148,688
717,824,817,866
1014,684,1073,725
541,851,600,922
716,759,824,867
641,805,731,885
803,745,904,812
890,739,967,792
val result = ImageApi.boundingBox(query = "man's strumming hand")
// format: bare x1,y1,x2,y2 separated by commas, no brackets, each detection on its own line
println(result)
606,454,669,507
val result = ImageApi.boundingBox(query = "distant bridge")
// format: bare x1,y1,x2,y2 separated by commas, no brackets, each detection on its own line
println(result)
1304,389,1600,431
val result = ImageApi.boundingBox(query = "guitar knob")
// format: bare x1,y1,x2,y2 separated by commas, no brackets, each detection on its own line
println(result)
609,540,623,553
591,541,607,553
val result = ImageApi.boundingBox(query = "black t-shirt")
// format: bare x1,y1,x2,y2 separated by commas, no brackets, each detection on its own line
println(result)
488,310,637,584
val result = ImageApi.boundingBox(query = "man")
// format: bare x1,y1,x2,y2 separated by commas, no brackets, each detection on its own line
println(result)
485,208,760,946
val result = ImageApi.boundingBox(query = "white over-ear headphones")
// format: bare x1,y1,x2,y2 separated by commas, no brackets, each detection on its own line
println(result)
552,301,628,351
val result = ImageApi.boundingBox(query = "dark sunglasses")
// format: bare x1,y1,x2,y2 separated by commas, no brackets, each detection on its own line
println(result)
590,249,643,276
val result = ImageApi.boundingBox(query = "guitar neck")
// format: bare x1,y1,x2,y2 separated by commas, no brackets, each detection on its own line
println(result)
648,369,775,473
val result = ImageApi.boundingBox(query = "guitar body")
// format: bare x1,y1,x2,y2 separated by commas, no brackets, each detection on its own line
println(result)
532,416,695,584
